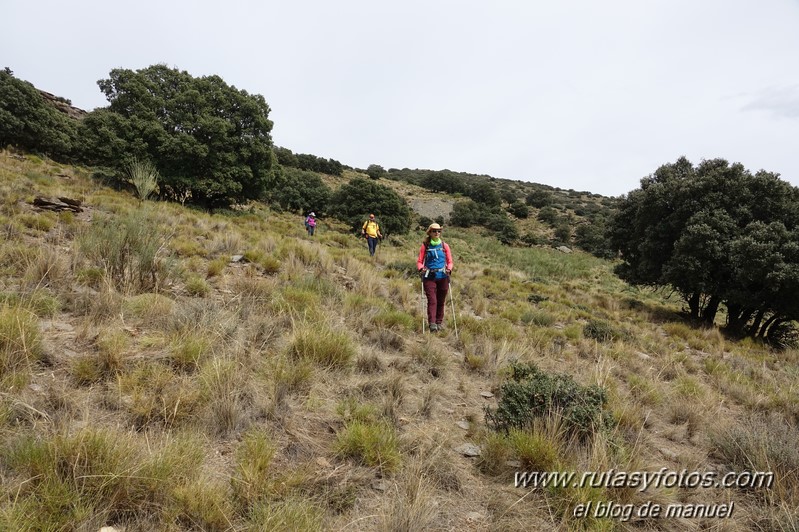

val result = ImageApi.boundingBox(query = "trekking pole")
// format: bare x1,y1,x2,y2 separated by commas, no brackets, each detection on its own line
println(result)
448,278,459,341
420,278,426,334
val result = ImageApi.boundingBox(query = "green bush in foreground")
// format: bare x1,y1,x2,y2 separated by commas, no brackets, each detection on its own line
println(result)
485,362,611,441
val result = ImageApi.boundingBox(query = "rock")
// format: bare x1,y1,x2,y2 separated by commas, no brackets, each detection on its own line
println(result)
455,444,481,457
660,448,678,460
636,351,651,360
371,479,389,491
38,89,88,119
230,255,245,263
456,421,470,430
505,460,522,468
32,196,83,213
556,245,572,254
28,384,43,393
99,527,121,532
58,196,82,207
315,457,331,468
480,391,494,399
465,512,485,523
53,321,75,333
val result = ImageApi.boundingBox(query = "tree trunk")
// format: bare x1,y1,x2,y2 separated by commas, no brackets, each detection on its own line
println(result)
687,293,700,320
701,295,720,325
726,306,753,336
758,315,779,339
725,304,741,328
764,318,787,340
749,309,766,338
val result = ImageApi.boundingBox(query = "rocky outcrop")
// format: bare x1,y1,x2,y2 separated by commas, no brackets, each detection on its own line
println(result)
38,90,88,120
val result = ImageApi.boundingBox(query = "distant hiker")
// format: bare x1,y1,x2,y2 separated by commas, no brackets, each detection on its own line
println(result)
417,223,453,332
305,212,317,236
362,213,383,256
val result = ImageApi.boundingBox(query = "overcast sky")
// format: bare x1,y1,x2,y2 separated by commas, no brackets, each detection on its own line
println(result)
4,0,799,196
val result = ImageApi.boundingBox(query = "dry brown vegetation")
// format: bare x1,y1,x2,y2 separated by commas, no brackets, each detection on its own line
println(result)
0,150,798,531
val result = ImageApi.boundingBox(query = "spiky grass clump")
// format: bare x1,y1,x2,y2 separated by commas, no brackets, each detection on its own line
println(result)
1,428,203,530
170,334,211,371
232,429,276,508
185,275,211,297
76,208,169,293
116,362,200,429
287,324,355,369
380,474,438,532
247,498,324,531
0,304,44,382
710,413,799,506
126,157,160,200
199,358,248,436
124,292,175,325
373,307,416,331
409,342,447,378
335,419,401,474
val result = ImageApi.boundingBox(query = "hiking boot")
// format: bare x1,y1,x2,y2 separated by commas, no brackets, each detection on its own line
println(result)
436,322,444,331
429,323,439,332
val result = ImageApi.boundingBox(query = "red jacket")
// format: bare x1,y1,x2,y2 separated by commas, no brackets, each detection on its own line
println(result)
417,241,453,272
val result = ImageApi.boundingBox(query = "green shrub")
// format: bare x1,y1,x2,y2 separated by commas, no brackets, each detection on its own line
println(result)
485,362,611,441
508,201,529,219
583,318,621,342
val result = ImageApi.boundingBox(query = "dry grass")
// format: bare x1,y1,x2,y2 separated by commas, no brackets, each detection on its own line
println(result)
1,151,796,530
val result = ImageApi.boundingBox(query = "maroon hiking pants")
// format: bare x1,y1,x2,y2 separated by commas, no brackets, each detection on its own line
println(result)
423,278,449,325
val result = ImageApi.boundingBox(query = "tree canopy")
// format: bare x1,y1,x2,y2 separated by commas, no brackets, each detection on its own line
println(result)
79,64,276,207
0,69,78,160
609,157,799,344
366,164,386,180
269,166,331,215
328,178,411,235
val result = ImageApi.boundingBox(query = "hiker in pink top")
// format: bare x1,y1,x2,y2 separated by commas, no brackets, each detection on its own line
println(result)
416,223,453,332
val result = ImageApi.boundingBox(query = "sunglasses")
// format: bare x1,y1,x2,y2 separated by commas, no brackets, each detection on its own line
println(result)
430,229,441,233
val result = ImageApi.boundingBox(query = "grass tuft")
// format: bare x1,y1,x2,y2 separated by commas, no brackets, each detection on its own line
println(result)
0,304,44,381
287,324,355,369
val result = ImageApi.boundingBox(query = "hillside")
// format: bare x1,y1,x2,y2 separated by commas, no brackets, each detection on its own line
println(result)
0,150,797,531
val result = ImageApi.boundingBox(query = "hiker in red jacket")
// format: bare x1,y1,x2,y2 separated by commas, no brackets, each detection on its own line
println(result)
416,223,453,332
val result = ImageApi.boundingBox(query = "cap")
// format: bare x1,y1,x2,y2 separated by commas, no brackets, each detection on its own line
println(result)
309,212,315,216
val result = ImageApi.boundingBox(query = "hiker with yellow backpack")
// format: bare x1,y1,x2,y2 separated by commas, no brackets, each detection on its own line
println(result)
361,213,383,257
